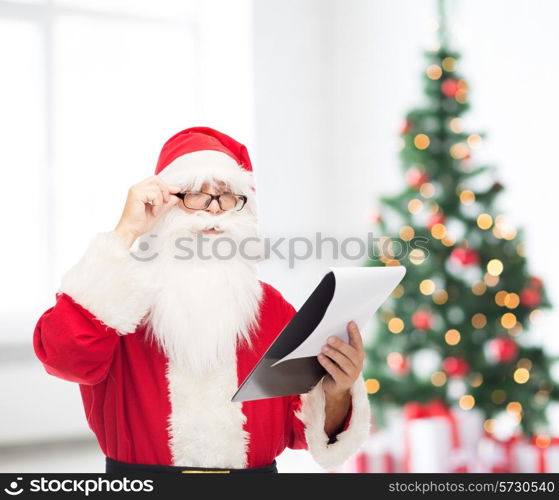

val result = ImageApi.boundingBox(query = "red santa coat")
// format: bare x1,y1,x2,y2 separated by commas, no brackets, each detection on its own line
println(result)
33,231,371,471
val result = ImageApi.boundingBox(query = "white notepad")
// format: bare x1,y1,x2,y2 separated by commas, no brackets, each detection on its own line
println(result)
231,265,406,402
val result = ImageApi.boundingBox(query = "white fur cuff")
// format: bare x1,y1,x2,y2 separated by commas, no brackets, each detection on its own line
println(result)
59,231,155,335
295,374,371,471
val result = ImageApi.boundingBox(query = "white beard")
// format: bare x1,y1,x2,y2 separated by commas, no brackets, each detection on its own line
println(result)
142,207,263,377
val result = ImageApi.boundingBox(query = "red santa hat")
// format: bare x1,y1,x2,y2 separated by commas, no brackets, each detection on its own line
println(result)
154,126,255,197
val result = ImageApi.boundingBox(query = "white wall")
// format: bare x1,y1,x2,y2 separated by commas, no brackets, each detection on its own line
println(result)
451,0,559,354
0,0,254,446
2,0,558,449
253,0,382,307
252,0,559,357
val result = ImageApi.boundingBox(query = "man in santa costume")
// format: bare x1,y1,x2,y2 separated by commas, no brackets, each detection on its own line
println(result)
33,127,371,473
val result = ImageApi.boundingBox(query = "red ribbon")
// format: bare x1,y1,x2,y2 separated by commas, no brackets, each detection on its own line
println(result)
530,436,559,473
403,400,462,473
383,453,395,473
354,452,369,473
353,450,394,473
483,432,520,472
484,434,559,473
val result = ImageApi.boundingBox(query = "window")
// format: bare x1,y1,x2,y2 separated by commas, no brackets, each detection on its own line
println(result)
1,0,253,447
0,0,254,346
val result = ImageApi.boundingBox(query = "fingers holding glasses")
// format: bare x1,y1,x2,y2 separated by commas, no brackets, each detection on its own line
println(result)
115,176,182,248
138,177,182,217
136,176,180,203
152,176,181,204
143,188,163,216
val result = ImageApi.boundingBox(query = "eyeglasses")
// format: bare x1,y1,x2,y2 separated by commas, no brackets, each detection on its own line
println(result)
174,191,248,211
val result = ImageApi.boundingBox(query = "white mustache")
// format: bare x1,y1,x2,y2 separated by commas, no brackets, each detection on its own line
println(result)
156,207,258,239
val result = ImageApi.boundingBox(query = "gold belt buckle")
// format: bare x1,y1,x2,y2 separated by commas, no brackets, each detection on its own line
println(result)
181,469,231,474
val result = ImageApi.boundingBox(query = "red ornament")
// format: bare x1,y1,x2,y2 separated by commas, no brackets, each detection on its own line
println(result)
426,213,445,230
387,352,410,375
412,310,433,331
406,167,429,189
520,288,541,309
487,337,518,363
368,210,382,224
400,119,413,134
442,357,469,377
441,78,460,97
490,182,504,193
450,247,479,267
528,276,543,290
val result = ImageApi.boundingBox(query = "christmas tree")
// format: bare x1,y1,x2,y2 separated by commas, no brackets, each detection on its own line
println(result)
364,0,556,437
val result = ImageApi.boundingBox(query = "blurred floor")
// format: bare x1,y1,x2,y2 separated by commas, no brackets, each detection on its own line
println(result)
0,439,324,473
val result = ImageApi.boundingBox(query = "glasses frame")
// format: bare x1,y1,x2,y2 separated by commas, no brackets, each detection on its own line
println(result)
174,191,248,212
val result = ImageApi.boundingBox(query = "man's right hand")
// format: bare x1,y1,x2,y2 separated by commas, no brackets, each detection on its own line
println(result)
114,176,182,248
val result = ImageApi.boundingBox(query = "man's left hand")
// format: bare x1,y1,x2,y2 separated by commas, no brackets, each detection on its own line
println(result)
318,320,365,398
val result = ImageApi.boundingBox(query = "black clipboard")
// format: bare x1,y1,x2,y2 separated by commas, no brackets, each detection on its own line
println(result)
231,266,406,402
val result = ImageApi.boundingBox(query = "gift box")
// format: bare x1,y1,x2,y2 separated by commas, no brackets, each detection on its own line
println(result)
401,400,484,473
334,400,488,473
477,433,520,473
332,429,395,473
511,437,559,473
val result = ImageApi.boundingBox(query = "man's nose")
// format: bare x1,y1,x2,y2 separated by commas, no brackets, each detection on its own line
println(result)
205,198,222,214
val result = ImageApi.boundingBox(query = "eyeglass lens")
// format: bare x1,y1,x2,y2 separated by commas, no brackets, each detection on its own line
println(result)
183,193,243,211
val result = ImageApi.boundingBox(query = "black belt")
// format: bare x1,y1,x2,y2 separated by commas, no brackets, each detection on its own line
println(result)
105,456,278,474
